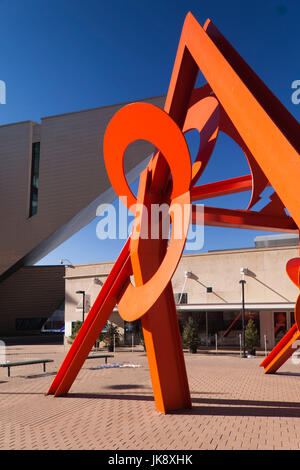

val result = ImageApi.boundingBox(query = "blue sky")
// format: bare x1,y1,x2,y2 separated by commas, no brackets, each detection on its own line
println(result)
0,0,299,265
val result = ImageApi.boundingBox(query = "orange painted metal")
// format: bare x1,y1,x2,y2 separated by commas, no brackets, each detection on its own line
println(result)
192,206,297,232
170,13,299,222
259,323,300,373
103,101,193,412
260,258,300,374
183,94,220,186
47,237,132,396
125,168,191,412
260,323,300,374
104,103,191,321
190,175,253,202
103,102,192,211
48,12,300,409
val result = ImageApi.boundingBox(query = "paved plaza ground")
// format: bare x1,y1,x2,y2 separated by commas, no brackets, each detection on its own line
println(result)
1,343,300,450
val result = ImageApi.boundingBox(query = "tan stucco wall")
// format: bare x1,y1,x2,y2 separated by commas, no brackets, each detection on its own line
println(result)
64,262,116,339
172,246,299,305
64,245,299,348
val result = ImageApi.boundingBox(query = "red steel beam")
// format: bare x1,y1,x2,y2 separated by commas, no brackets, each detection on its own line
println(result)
192,205,298,232
222,312,242,338
47,238,132,396
191,174,253,201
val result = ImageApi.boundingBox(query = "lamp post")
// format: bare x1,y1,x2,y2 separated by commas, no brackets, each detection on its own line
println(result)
60,258,74,267
239,268,247,358
178,271,191,304
76,290,85,323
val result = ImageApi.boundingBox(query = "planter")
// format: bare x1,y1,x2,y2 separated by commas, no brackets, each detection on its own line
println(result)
247,348,256,356
189,345,197,354
107,344,114,352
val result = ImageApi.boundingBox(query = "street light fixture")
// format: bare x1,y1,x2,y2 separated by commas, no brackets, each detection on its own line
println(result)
240,268,247,358
60,258,74,268
76,290,85,323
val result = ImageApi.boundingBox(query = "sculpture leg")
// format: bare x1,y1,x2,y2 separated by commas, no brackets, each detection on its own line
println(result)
141,282,192,413
129,171,191,414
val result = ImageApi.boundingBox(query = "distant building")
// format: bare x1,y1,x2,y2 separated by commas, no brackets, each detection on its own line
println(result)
0,96,164,337
1,97,298,346
64,234,299,351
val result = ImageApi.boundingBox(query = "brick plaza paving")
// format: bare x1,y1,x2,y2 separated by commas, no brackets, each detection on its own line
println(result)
1,343,300,450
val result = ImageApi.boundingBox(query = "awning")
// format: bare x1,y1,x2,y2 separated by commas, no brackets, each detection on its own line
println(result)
175,303,295,311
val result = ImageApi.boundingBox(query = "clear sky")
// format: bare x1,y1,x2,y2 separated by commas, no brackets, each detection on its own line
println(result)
0,0,299,265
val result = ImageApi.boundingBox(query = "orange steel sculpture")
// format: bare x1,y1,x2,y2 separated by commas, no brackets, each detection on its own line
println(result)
47,12,300,412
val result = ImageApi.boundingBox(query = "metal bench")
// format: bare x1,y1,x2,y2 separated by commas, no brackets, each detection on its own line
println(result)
87,354,114,364
0,359,54,377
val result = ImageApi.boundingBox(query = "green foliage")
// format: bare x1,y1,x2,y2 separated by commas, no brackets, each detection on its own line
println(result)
71,321,83,339
66,321,83,344
245,318,259,354
102,322,120,348
183,317,198,353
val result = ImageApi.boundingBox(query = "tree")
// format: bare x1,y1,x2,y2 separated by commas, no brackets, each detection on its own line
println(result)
102,322,120,352
183,316,199,353
66,321,83,345
245,318,259,355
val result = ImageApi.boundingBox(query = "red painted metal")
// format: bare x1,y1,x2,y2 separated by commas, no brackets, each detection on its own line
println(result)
259,323,300,374
47,238,132,396
192,205,297,232
48,12,300,409
223,312,242,338
191,175,253,201
260,257,300,373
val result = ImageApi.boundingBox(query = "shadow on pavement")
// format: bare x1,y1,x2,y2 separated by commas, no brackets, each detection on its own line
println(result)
61,393,300,418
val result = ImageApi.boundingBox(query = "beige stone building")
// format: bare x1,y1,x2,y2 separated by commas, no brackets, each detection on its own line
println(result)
0,95,298,349
0,96,164,337
0,95,164,279
64,234,300,351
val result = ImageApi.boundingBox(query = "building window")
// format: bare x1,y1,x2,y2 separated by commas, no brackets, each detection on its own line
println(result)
274,312,287,344
178,310,260,348
29,142,40,217
16,317,47,331
174,292,188,304
124,319,142,345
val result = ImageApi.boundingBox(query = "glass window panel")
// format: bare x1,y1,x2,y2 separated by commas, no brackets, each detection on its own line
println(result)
29,142,40,217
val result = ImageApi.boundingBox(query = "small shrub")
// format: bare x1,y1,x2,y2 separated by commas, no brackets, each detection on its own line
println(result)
245,318,259,355
102,322,120,351
183,317,199,353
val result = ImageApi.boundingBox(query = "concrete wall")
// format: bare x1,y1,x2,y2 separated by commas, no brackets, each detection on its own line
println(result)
64,245,299,349
64,262,116,338
0,265,65,336
172,246,299,305
0,95,165,277
0,121,34,275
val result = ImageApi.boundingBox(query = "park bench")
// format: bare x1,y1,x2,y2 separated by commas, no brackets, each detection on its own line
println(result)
87,354,114,364
0,359,54,377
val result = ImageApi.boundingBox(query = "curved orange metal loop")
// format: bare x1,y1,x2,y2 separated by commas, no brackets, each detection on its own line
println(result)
103,102,192,211
286,258,300,288
219,107,270,211
103,101,192,321
118,191,191,322
186,90,272,213
183,95,220,187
